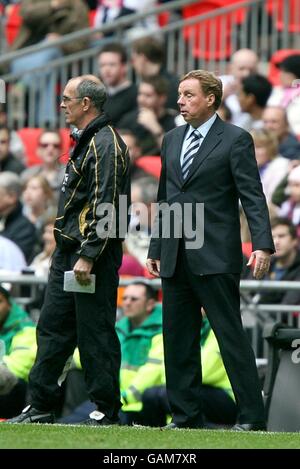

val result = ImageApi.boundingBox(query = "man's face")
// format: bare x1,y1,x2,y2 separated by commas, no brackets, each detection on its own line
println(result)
231,53,258,81
119,133,141,162
137,83,162,112
237,87,252,112
122,285,152,321
0,129,10,161
98,52,126,87
60,80,84,128
177,78,215,127
0,293,10,328
262,108,287,138
272,225,297,260
37,132,61,165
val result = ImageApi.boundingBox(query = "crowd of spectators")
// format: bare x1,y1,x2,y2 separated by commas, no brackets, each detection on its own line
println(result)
1,1,300,427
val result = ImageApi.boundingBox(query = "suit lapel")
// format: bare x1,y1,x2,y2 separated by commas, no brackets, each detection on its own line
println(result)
174,124,189,184
183,116,224,185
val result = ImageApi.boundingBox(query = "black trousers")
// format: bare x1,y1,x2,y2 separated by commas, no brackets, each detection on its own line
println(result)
141,385,237,427
29,243,122,420
0,379,27,419
161,244,265,427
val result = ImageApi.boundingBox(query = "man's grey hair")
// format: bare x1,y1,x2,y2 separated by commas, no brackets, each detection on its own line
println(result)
77,79,107,112
132,177,159,204
0,172,22,197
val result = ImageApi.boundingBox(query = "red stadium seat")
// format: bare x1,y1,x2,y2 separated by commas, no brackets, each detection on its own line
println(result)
266,0,300,33
135,156,161,179
268,49,300,86
5,4,22,46
182,0,247,61
17,128,72,167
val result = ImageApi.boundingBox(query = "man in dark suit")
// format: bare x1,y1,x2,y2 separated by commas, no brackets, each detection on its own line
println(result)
146,70,275,431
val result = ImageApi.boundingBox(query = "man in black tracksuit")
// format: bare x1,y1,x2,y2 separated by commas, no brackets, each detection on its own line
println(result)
8,75,131,426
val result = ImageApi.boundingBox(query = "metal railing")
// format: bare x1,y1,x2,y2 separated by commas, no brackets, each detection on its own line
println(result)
1,0,299,128
2,273,300,358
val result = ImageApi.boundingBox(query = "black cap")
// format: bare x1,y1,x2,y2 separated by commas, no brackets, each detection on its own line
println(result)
278,54,300,79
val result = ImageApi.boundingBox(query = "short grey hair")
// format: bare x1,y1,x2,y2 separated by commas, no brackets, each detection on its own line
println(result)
132,177,159,204
0,171,22,197
76,79,107,112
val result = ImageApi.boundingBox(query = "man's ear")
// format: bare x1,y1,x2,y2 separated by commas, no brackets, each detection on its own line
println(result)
206,93,215,108
82,97,91,111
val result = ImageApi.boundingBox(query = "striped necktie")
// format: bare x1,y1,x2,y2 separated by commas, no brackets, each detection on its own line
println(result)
182,129,202,180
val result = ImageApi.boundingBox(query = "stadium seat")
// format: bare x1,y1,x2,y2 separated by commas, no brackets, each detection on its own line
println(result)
17,128,72,167
266,0,300,33
135,156,161,179
5,4,22,46
268,49,300,86
182,0,247,61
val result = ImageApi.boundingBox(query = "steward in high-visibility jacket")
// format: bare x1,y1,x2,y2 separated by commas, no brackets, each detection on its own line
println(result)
0,285,37,418
116,303,164,412
0,299,36,382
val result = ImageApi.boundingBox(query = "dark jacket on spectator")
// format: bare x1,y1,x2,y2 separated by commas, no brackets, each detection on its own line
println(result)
247,251,300,305
0,153,25,175
0,202,36,262
279,133,300,160
10,0,89,55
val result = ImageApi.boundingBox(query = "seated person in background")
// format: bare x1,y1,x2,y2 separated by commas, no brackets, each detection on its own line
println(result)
118,76,178,155
0,172,36,263
97,43,137,128
21,130,66,201
246,217,300,306
125,176,159,267
251,128,289,204
141,312,237,428
30,217,56,277
0,235,27,274
0,286,37,419
59,281,163,425
0,125,25,175
131,37,179,111
237,74,272,132
278,165,300,235
22,175,56,230
219,48,259,127
268,55,300,135
263,106,300,161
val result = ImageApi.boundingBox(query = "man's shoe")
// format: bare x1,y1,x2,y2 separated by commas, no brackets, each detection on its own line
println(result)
232,422,267,431
6,405,55,424
162,422,204,429
80,410,120,426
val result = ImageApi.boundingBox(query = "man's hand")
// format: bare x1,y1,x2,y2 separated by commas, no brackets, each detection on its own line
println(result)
146,258,161,277
247,250,271,280
0,364,18,396
73,257,94,285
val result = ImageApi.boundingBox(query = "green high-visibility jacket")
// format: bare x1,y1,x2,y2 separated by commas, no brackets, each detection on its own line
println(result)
0,302,37,381
116,304,164,412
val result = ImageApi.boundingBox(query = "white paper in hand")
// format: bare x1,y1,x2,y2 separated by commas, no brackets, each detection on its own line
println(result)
63,271,96,294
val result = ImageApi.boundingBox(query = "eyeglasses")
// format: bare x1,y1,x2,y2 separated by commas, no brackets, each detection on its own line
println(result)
39,143,60,149
61,95,82,104
122,296,141,302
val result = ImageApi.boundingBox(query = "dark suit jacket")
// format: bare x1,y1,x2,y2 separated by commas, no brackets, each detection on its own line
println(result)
148,116,275,277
